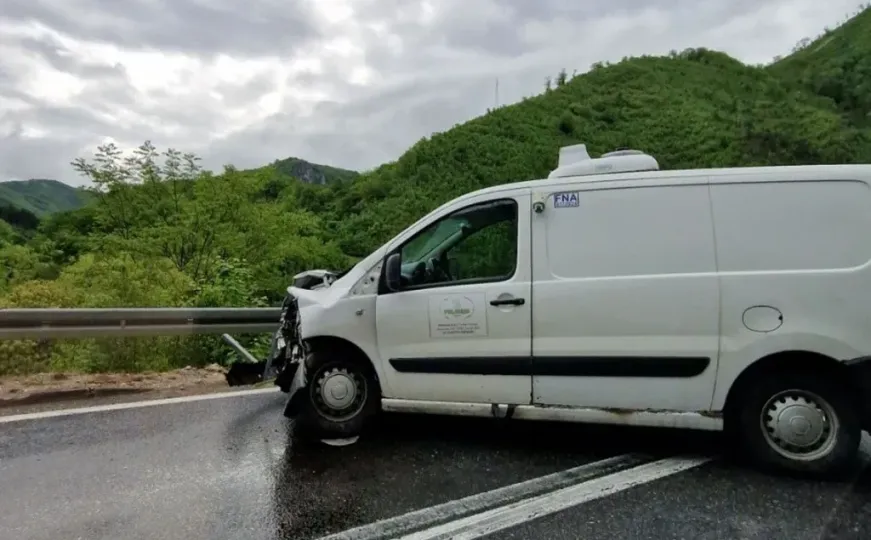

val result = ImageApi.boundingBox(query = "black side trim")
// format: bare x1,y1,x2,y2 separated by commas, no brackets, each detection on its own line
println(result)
388,356,711,378
390,357,532,376
534,356,710,378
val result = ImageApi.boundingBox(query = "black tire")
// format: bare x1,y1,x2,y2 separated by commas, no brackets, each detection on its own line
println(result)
731,371,861,479
294,347,380,439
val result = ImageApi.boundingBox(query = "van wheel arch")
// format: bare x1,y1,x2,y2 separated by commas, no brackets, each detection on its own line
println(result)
723,350,854,422
287,335,382,439
723,350,863,477
304,336,380,382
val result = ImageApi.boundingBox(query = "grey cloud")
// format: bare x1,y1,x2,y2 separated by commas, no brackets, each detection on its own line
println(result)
3,0,323,57
0,131,92,185
5,105,118,134
202,72,507,174
217,72,277,107
205,0,845,175
15,36,125,80
0,0,861,186
3,31,138,108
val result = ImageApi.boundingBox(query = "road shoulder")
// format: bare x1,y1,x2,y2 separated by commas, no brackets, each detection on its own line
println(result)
0,365,257,416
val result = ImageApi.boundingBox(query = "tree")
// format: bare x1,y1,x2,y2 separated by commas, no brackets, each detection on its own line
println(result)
71,141,250,281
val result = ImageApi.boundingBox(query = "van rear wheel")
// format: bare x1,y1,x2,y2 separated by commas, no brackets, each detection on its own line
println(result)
733,372,861,478
296,348,380,439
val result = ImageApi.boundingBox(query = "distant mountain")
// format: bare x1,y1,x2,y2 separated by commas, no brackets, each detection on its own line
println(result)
270,157,358,185
0,158,358,222
0,179,92,218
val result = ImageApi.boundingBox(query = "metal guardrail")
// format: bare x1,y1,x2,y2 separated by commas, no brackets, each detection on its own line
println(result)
0,308,282,340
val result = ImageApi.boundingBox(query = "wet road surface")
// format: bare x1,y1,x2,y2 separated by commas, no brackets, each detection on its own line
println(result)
0,391,868,540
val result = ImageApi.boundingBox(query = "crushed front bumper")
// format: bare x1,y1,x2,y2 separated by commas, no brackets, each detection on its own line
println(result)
268,293,310,419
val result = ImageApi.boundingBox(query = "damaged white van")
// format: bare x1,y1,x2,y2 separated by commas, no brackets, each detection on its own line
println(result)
264,144,871,477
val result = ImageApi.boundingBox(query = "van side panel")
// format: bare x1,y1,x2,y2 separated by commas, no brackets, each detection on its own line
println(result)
710,178,871,410
531,180,720,412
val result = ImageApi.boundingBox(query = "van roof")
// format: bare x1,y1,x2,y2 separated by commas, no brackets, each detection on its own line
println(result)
386,159,871,259
462,163,871,202
416,142,871,231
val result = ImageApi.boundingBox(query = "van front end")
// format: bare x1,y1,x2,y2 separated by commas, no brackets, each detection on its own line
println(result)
226,254,386,441
224,269,336,389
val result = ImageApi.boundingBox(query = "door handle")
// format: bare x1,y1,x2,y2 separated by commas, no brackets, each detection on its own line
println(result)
490,297,525,306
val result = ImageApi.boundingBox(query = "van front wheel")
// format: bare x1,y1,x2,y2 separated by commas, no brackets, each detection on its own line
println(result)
296,348,380,439
734,373,861,478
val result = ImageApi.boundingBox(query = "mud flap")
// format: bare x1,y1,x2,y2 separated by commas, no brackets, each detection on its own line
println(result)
283,357,308,419
845,356,871,432
262,329,285,380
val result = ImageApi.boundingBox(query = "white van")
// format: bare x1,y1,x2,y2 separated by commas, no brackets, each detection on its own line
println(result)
268,144,871,477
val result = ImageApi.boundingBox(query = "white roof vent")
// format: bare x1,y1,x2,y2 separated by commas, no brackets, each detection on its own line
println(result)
547,144,659,179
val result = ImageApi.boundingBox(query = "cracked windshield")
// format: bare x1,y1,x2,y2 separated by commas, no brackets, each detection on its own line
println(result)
2,1,871,539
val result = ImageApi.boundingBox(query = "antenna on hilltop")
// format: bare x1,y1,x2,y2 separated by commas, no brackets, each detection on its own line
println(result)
495,78,499,109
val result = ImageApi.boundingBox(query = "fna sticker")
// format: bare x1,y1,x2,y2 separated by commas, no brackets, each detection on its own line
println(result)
553,191,580,208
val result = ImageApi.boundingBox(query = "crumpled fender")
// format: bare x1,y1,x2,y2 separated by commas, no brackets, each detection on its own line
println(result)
282,357,308,419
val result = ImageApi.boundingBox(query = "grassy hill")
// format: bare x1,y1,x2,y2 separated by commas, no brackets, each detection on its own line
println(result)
768,3,871,127
318,42,871,257
0,179,91,218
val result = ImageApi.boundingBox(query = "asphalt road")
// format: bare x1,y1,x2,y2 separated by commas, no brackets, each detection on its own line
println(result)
0,391,868,540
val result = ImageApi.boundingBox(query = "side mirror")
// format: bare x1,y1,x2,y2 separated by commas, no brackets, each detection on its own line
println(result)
384,253,402,292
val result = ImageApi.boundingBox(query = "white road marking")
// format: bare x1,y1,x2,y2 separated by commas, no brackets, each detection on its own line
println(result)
0,386,281,424
316,454,650,540
398,456,712,540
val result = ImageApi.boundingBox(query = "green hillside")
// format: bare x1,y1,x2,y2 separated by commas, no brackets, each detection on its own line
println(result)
318,46,871,257
0,179,91,217
769,3,871,126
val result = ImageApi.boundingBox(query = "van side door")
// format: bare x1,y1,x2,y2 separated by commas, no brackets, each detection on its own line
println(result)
530,179,720,412
375,190,533,405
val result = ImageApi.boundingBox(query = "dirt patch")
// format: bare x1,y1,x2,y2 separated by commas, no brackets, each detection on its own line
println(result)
0,364,234,413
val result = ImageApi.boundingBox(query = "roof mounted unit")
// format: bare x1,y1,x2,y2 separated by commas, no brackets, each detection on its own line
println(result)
547,144,659,179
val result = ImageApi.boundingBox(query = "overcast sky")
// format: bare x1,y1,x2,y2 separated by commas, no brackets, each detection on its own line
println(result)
0,0,863,186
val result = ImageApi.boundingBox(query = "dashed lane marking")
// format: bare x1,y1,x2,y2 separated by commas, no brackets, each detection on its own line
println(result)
316,454,652,540
398,456,713,540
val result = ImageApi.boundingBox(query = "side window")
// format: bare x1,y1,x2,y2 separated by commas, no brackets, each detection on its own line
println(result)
397,199,518,289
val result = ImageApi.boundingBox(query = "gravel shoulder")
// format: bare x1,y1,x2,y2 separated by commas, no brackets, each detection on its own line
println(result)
0,364,257,416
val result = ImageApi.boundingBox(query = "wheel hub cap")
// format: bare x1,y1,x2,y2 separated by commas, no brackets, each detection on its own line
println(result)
761,390,837,461
311,366,367,421
770,399,824,447
320,370,357,409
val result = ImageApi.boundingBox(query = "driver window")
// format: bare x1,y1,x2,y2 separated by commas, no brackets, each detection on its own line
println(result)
398,198,518,289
